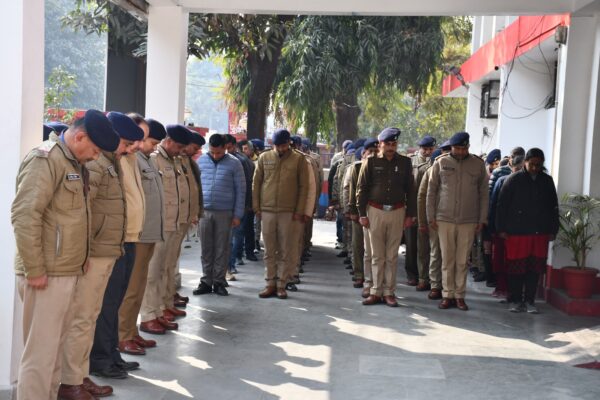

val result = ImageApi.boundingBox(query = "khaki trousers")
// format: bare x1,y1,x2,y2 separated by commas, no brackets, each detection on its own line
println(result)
61,257,117,385
367,205,406,297
141,230,176,322
437,221,477,299
428,230,442,289
363,226,373,289
344,217,353,258
17,275,77,400
291,219,305,276
118,243,155,341
352,221,365,280
417,229,431,284
262,212,294,288
162,223,189,310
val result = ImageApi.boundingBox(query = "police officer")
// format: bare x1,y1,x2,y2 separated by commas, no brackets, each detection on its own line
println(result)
357,128,417,307
426,132,489,311
406,135,436,286
254,129,309,299
118,118,167,356
12,110,119,400
301,137,323,256
139,125,190,334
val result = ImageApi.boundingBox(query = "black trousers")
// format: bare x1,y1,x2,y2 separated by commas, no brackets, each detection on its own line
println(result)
404,226,419,281
508,270,539,304
243,210,255,257
90,242,136,371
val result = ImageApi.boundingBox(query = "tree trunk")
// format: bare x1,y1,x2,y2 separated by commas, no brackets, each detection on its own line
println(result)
246,44,284,141
333,93,360,148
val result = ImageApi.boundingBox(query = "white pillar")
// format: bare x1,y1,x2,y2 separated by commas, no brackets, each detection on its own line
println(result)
0,0,44,390
145,5,189,124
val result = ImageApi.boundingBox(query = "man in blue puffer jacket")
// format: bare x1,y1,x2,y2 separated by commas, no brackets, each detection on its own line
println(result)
193,134,245,296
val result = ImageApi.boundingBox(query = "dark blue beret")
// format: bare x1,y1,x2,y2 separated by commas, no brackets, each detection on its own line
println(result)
301,138,311,147
440,140,451,150
188,131,206,146
43,124,53,141
250,139,265,151
146,119,167,141
448,131,470,146
47,121,69,134
84,109,120,152
418,135,436,147
355,146,364,160
430,149,443,164
364,138,378,150
166,124,192,145
107,112,144,142
347,148,356,155
353,138,367,149
291,135,302,147
485,149,501,164
342,140,353,149
272,129,291,145
377,127,401,142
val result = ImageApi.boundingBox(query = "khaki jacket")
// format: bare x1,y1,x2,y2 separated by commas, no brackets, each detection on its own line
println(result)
87,152,127,258
119,154,145,242
426,153,489,225
152,145,188,231
181,156,204,220
253,149,309,214
303,155,317,217
417,166,432,228
137,152,165,243
12,134,91,278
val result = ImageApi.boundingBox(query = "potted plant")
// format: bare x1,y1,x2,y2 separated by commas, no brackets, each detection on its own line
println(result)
556,193,600,298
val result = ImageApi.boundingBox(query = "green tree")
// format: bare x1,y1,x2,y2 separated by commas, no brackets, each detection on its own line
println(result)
44,66,77,122
274,16,445,146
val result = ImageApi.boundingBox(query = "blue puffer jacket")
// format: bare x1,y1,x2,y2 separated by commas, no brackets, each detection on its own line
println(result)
198,153,246,220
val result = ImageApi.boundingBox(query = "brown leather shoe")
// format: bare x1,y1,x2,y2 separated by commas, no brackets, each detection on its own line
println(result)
428,288,442,300
118,340,146,355
174,298,187,308
166,307,187,317
157,316,178,330
57,384,95,400
353,279,364,288
276,288,288,299
361,287,370,298
140,319,166,335
175,292,189,303
438,298,454,309
82,377,113,398
406,279,418,286
383,295,399,307
362,295,382,305
415,282,431,291
133,334,156,348
259,286,277,298
456,298,469,311
162,310,175,322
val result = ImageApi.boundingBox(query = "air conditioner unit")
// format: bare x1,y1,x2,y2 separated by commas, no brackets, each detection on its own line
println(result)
480,80,500,119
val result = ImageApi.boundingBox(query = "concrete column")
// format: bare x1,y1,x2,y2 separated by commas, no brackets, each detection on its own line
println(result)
471,16,483,53
0,0,44,390
145,5,189,124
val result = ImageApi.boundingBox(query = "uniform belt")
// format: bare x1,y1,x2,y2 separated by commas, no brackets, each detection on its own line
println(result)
368,201,405,211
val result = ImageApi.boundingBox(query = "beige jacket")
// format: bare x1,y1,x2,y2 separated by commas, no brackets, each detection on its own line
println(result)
181,156,203,220
426,153,489,225
152,145,189,231
304,156,317,217
253,149,309,214
12,135,91,278
119,153,145,242
418,166,432,228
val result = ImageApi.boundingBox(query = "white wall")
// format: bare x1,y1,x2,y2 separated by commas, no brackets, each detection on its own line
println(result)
0,0,45,390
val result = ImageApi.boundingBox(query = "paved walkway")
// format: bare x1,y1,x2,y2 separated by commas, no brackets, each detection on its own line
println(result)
6,221,600,400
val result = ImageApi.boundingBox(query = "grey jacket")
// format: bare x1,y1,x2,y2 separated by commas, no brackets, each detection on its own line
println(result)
137,152,165,243
426,153,489,225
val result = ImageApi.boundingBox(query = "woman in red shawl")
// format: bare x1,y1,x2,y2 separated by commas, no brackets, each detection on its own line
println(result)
495,148,559,314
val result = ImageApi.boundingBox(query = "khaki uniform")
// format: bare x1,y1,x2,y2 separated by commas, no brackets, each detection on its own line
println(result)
253,149,309,289
334,153,354,255
426,153,488,299
418,167,441,289
357,153,416,297
11,135,91,400
405,152,429,282
291,153,315,278
347,161,365,280
62,152,128,385
304,151,322,249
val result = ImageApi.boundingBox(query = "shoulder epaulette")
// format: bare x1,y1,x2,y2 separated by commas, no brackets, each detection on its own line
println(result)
33,140,58,158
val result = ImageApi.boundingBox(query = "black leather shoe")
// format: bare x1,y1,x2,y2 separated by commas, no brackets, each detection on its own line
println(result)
473,271,486,282
336,250,348,258
285,283,298,292
213,284,229,296
246,254,259,261
91,365,128,379
345,264,352,270
193,282,212,295
115,360,139,372
343,258,352,264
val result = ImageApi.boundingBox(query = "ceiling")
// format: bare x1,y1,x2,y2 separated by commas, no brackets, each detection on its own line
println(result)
146,0,598,16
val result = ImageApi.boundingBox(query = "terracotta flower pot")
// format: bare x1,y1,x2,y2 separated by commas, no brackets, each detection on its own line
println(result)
562,267,598,299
